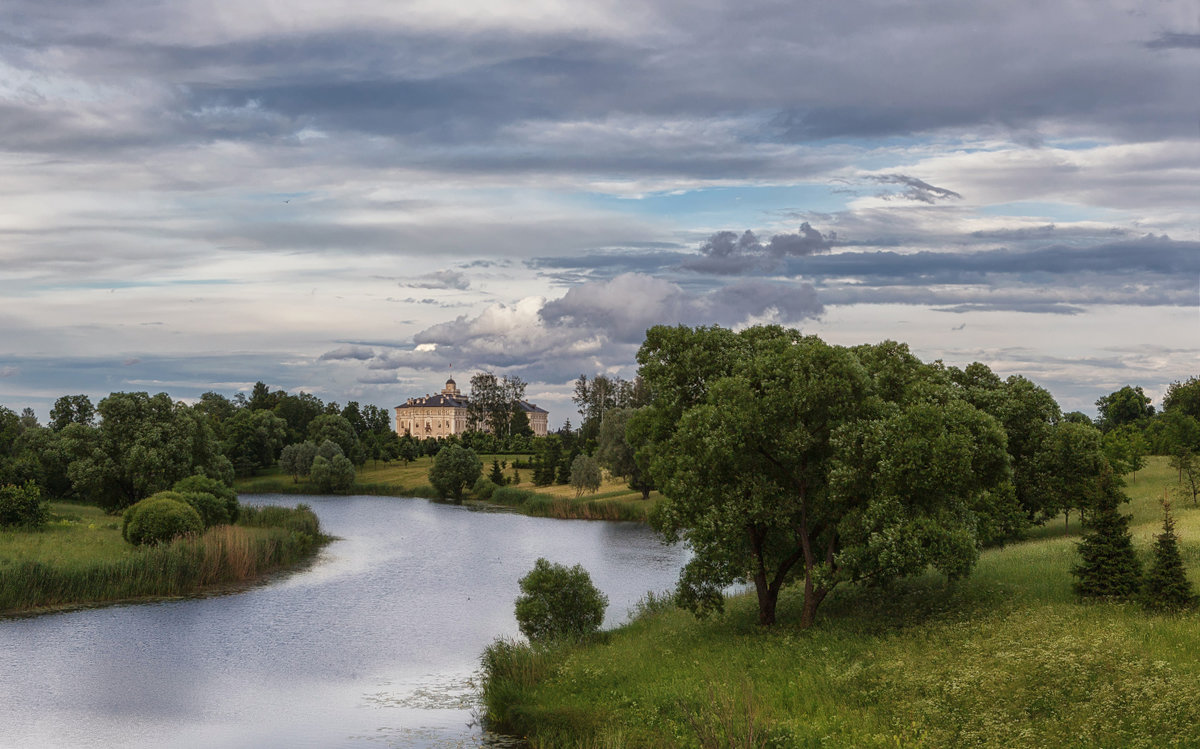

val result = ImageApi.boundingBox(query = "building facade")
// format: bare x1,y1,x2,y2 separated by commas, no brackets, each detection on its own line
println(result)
394,378,549,438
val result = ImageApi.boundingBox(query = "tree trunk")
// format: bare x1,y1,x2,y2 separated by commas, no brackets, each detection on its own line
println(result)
754,580,778,626
640,487,650,500
799,572,829,628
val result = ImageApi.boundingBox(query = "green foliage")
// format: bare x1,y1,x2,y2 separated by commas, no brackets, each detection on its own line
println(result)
473,475,497,499
1164,376,1200,421
49,394,95,431
514,557,608,643
237,503,321,536
64,391,227,512
489,458,506,485
569,454,602,497
0,482,49,528
122,494,204,546
223,408,288,476
1096,385,1154,432
1102,423,1148,475
1071,469,1142,599
307,414,360,464
278,441,318,482
597,407,654,499
308,453,355,493
429,444,482,502
172,474,239,524
1141,501,1195,610
639,327,1012,627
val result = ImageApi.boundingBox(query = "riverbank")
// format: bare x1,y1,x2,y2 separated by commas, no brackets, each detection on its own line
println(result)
482,457,1200,747
235,455,663,522
0,502,329,616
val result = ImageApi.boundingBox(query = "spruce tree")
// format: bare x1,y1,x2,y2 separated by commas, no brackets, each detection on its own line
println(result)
489,459,505,485
1142,500,1196,610
1071,467,1142,599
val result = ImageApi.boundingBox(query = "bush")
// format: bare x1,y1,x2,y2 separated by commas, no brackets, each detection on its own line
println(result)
429,445,483,502
473,476,497,499
514,557,608,643
0,482,49,528
122,495,204,546
173,474,239,523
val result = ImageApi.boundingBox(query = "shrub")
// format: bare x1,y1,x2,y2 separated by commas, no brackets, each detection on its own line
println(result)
429,445,482,502
514,557,608,643
122,495,204,546
173,474,239,523
0,482,49,528
473,476,497,499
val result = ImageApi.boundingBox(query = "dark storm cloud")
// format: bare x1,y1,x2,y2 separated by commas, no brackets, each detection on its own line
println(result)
399,270,470,291
871,174,962,203
318,345,376,361
4,2,1196,173
679,223,835,275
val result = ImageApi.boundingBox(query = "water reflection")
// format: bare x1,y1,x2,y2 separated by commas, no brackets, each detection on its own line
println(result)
0,495,688,747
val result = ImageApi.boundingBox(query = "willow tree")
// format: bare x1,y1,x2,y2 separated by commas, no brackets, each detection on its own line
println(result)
635,325,1014,627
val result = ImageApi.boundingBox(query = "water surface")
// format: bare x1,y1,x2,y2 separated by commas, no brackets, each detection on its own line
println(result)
0,495,689,748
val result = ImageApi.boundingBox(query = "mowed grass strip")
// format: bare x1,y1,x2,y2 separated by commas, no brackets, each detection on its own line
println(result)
482,456,1200,748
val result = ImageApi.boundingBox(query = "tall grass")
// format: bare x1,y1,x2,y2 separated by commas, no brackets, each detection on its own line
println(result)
0,505,326,615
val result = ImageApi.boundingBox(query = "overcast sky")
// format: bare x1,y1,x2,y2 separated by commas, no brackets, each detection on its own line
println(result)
1,0,1197,424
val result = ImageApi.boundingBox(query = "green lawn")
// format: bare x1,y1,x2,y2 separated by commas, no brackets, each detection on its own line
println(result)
482,456,1200,748
0,503,129,565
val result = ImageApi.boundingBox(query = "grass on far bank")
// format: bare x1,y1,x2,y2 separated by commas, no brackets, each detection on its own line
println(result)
482,456,1200,748
0,502,327,616
236,454,663,522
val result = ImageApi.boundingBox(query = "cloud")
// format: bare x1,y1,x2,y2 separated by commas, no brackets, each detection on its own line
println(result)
367,272,823,381
680,223,835,275
400,270,470,290
319,345,376,361
0,366,18,378
871,174,962,204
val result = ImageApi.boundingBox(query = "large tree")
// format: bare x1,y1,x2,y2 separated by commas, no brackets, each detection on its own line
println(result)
596,407,654,499
1096,385,1154,432
636,326,1013,627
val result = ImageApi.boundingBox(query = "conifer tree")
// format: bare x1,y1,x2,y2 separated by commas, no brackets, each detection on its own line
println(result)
1142,499,1196,610
489,459,505,485
1071,466,1142,599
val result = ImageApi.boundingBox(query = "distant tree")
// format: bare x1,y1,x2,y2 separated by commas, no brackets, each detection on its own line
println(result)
1071,466,1142,599
1141,500,1195,610
1096,386,1154,432
1163,376,1200,421
397,436,420,464
223,408,288,476
489,459,506,486
513,558,608,643
509,409,533,438
533,436,562,486
1033,421,1108,528
279,441,318,482
596,407,654,499
512,466,521,485
1170,451,1200,506
1102,424,1149,476
429,445,482,503
556,447,578,485
309,453,355,493
49,395,95,431
569,454,602,497
308,414,359,463
273,391,325,445
1062,411,1093,426
65,392,227,512
247,381,283,411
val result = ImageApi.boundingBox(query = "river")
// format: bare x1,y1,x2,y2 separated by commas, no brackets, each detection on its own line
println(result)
0,495,690,748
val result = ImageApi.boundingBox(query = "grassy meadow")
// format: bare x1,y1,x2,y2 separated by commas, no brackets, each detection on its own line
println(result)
482,457,1200,748
0,502,327,615
235,454,663,521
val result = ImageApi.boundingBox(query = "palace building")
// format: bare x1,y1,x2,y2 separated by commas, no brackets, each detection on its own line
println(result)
394,378,549,439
